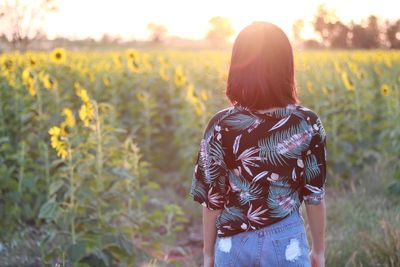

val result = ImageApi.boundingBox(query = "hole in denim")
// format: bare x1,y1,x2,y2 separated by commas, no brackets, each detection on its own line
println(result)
285,238,301,261
218,236,232,253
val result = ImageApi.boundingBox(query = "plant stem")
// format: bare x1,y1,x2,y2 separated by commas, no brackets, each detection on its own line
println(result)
43,142,50,197
94,101,104,224
68,145,76,244
18,141,26,193
95,102,103,190
36,81,43,120
354,85,362,142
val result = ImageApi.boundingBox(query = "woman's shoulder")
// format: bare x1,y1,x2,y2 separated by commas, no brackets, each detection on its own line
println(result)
292,104,323,124
293,104,326,140
203,106,238,139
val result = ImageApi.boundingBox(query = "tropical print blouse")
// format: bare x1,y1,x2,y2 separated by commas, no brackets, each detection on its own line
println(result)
189,103,327,237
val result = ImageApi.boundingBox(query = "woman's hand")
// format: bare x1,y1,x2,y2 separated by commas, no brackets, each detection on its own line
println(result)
309,250,325,267
203,254,215,267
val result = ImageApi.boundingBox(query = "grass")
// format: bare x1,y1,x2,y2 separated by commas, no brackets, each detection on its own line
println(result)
1,166,399,267
302,165,400,267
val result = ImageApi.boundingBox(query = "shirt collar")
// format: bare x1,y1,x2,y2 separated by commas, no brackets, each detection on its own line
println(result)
233,103,297,119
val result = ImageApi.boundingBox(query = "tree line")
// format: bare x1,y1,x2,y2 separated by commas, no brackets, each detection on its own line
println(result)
1,1,399,50
293,4,400,49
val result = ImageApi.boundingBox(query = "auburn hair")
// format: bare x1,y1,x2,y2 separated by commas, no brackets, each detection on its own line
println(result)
226,21,299,110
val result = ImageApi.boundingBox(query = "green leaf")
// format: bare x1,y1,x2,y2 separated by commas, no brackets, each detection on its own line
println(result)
0,136,10,144
49,180,64,196
91,249,111,266
144,181,160,189
38,200,59,220
67,241,87,262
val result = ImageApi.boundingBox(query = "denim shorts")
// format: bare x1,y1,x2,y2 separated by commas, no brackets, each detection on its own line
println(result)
214,210,311,267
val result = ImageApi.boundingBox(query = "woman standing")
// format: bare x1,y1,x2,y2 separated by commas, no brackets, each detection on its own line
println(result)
190,21,326,267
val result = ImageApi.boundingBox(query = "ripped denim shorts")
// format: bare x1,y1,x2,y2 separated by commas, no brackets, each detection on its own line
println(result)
214,210,311,267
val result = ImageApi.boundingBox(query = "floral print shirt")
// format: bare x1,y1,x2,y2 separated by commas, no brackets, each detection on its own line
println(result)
189,103,327,237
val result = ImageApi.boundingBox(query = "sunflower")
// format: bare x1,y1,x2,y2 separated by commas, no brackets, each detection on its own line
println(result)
79,102,95,128
186,84,203,116
125,49,139,61
380,84,391,97
141,53,152,72
341,71,354,91
219,70,228,81
50,48,67,64
78,89,90,103
174,66,186,87
39,71,57,90
27,80,37,96
3,58,14,71
74,82,84,96
62,108,76,128
199,89,208,101
159,64,169,81
103,77,110,87
23,52,37,67
48,126,68,159
75,84,90,103
22,68,33,85
322,86,329,96
307,80,315,94
127,58,141,73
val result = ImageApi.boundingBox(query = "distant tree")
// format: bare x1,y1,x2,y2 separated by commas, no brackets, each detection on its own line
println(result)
292,19,304,47
206,16,235,48
385,19,400,49
147,22,168,43
303,39,323,49
100,34,121,44
0,0,58,50
366,15,381,47
330,21,350,48
312,4,340,47
350,16,383,49
351,23,369,48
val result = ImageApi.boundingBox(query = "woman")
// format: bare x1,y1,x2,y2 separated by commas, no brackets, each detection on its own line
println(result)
190,21,326,267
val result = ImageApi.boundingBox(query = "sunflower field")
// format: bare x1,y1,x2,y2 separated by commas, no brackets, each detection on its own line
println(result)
0,48,399,266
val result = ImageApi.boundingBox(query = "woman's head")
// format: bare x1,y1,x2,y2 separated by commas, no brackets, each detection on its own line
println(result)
226,21,299,110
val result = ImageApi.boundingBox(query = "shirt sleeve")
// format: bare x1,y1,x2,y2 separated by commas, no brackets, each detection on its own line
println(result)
189,119,228,211
301,116,327,205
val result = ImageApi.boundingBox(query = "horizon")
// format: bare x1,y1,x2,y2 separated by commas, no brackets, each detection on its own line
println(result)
40,0,400,42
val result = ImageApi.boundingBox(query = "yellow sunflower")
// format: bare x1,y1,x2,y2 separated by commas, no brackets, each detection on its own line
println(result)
174,66,186,87
48,126,68,159
39,71,57,90
50,48,67,64
25,52,37,67
219,70,228,82
307,80,315,95
125,48,139,61
62,108,76,128
380,84,391,97
79,102,95,128
22,68,33,85
127,58,141,73
27,80,37,96
341,71,354,91
159,64,169,81
103,77,110,87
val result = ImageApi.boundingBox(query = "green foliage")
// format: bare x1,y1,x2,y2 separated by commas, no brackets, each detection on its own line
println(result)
0,49,399,265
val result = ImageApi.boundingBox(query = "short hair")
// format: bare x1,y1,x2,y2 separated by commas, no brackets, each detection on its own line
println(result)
226,21,299,110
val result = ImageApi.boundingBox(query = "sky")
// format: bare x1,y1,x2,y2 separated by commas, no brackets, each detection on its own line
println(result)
42,0,400,41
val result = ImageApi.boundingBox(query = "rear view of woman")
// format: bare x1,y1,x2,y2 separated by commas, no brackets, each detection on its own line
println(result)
189,21,326,267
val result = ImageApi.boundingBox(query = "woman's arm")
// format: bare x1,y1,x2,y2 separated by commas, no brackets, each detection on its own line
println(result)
202,206,222,267
305,199,326,266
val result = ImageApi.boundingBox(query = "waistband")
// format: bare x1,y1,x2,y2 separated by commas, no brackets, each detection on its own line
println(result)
253,210,305,237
